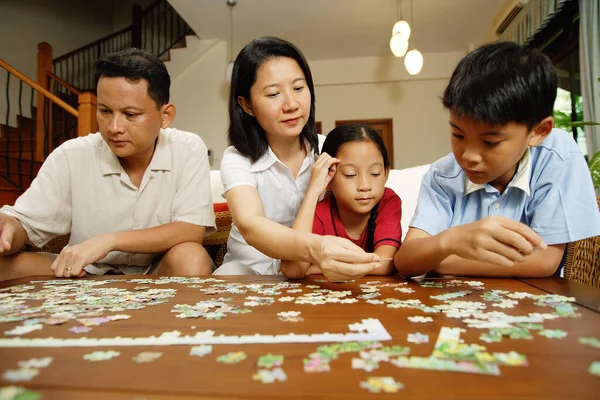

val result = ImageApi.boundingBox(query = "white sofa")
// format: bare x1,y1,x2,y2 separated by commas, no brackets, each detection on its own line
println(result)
209,164,430,241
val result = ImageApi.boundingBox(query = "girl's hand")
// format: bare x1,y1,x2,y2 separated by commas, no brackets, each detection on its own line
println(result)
307,153,339,197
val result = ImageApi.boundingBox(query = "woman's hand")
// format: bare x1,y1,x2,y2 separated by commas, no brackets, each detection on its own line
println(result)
309,235,381,282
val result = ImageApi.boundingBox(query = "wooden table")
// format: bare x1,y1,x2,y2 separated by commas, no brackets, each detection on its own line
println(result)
0,275,599,399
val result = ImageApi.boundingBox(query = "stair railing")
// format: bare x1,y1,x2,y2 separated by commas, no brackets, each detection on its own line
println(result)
51,0,193,93
0,56,97,191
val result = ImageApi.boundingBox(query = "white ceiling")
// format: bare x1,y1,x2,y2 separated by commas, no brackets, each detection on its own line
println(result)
169,0,505,60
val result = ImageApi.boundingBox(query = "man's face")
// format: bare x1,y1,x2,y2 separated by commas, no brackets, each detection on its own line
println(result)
96,77,166,161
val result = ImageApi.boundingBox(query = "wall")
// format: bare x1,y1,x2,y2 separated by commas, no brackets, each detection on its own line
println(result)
167,41,463,170
112,0,155,32
168,40,230,169
0,0,115,126
311,52,464,169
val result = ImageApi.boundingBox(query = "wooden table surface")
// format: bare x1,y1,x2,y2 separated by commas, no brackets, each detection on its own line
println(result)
0,275,599,399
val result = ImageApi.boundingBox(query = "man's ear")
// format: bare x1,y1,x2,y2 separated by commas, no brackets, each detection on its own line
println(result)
237,96,254,116
528,116,553,147
160,103,176,129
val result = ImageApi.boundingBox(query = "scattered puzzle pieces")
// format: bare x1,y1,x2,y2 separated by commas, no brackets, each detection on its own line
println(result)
216,351,247,364
359,377,404,393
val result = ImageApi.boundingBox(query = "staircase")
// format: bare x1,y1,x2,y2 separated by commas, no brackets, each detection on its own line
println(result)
0,0,195,207
0,112,41,205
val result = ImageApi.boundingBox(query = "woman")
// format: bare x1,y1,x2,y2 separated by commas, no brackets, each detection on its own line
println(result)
214,37,380,281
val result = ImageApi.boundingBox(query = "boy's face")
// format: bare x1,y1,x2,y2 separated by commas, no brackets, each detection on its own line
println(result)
449,113,550,193
97,77,173,162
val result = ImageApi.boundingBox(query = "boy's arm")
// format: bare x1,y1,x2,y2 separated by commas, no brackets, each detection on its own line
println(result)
435,243,565,277
394,228,450,277
395,216,547,277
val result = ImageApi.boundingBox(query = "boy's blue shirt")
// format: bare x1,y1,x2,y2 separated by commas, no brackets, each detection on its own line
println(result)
410,128,600,245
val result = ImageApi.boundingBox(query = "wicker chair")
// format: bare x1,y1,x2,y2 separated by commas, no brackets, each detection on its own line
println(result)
563,196,600,288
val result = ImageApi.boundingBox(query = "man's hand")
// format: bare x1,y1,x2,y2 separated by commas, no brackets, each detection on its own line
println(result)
310,235,380,282
51,234,116,278
0,214,18,253
439,216,546,267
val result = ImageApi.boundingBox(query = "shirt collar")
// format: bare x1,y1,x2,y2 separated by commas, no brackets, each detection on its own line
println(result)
100,129,171,176
249,139,318,173
464,147,531,196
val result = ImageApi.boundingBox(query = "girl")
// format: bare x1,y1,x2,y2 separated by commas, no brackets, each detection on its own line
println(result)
215,37,380,279
281,124,402,279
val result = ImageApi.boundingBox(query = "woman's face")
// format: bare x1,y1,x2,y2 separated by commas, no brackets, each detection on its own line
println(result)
238,56,311,141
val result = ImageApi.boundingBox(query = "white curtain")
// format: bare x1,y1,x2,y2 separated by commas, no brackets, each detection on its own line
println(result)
580,0,600,157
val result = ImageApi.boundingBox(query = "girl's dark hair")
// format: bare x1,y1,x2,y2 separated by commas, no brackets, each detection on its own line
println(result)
228,37,318,162
94,48,170,108
323,123,390,252
442,41,557,130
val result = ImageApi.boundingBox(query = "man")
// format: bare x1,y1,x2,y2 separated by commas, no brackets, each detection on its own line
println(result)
0,48,215,280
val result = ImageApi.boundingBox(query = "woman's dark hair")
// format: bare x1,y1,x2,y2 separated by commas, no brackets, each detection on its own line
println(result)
228,37,318,162
323,123,390,252
94,48,170,108
442,41,557,130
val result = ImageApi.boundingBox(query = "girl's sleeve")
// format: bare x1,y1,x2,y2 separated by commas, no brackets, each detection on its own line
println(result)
373,189,402,249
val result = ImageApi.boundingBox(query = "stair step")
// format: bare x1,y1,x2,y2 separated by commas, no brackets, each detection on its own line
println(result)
0,171,35,191
0,137,36,152
0,187,23,207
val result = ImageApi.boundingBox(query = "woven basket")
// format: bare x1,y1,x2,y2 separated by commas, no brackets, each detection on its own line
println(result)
563,196,600,288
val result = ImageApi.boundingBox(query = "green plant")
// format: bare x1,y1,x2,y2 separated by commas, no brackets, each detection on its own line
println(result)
553,78,600,189
589,150,600,189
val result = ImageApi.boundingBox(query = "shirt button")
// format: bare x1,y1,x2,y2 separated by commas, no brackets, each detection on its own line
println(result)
493,203,500,209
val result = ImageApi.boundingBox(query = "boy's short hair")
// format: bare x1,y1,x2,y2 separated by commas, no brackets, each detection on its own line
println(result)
94,48,170,108
442,42,557,129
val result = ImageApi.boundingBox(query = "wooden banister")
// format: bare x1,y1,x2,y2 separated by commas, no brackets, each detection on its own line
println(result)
47,71,82,96
52,26,131,64
141,0,164,16
0,58,78,118
77,93,98,137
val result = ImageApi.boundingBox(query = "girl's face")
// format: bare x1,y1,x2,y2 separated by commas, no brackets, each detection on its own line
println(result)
238,57,311,142
329,141,388,216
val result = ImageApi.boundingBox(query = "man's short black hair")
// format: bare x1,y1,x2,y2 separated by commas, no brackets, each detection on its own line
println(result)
442,42,557,129
94,48,170,108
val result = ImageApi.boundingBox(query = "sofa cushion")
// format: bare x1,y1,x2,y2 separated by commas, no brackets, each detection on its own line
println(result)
203,204,232,267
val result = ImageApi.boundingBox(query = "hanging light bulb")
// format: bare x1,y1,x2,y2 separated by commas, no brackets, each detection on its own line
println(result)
389,33,409,57
404,49,423,75
392,20,411,39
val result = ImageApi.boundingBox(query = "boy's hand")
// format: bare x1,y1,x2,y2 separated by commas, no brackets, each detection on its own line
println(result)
313,236,381,282
51,234,116,278
307,153,339,197
0,214,18,253
440,216,546,267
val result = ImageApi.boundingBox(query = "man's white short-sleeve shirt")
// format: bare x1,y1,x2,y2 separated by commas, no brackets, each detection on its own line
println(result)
1,128,216,268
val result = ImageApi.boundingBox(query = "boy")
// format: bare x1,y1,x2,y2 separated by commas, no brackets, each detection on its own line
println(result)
395,42,600,278
0,49,216,280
